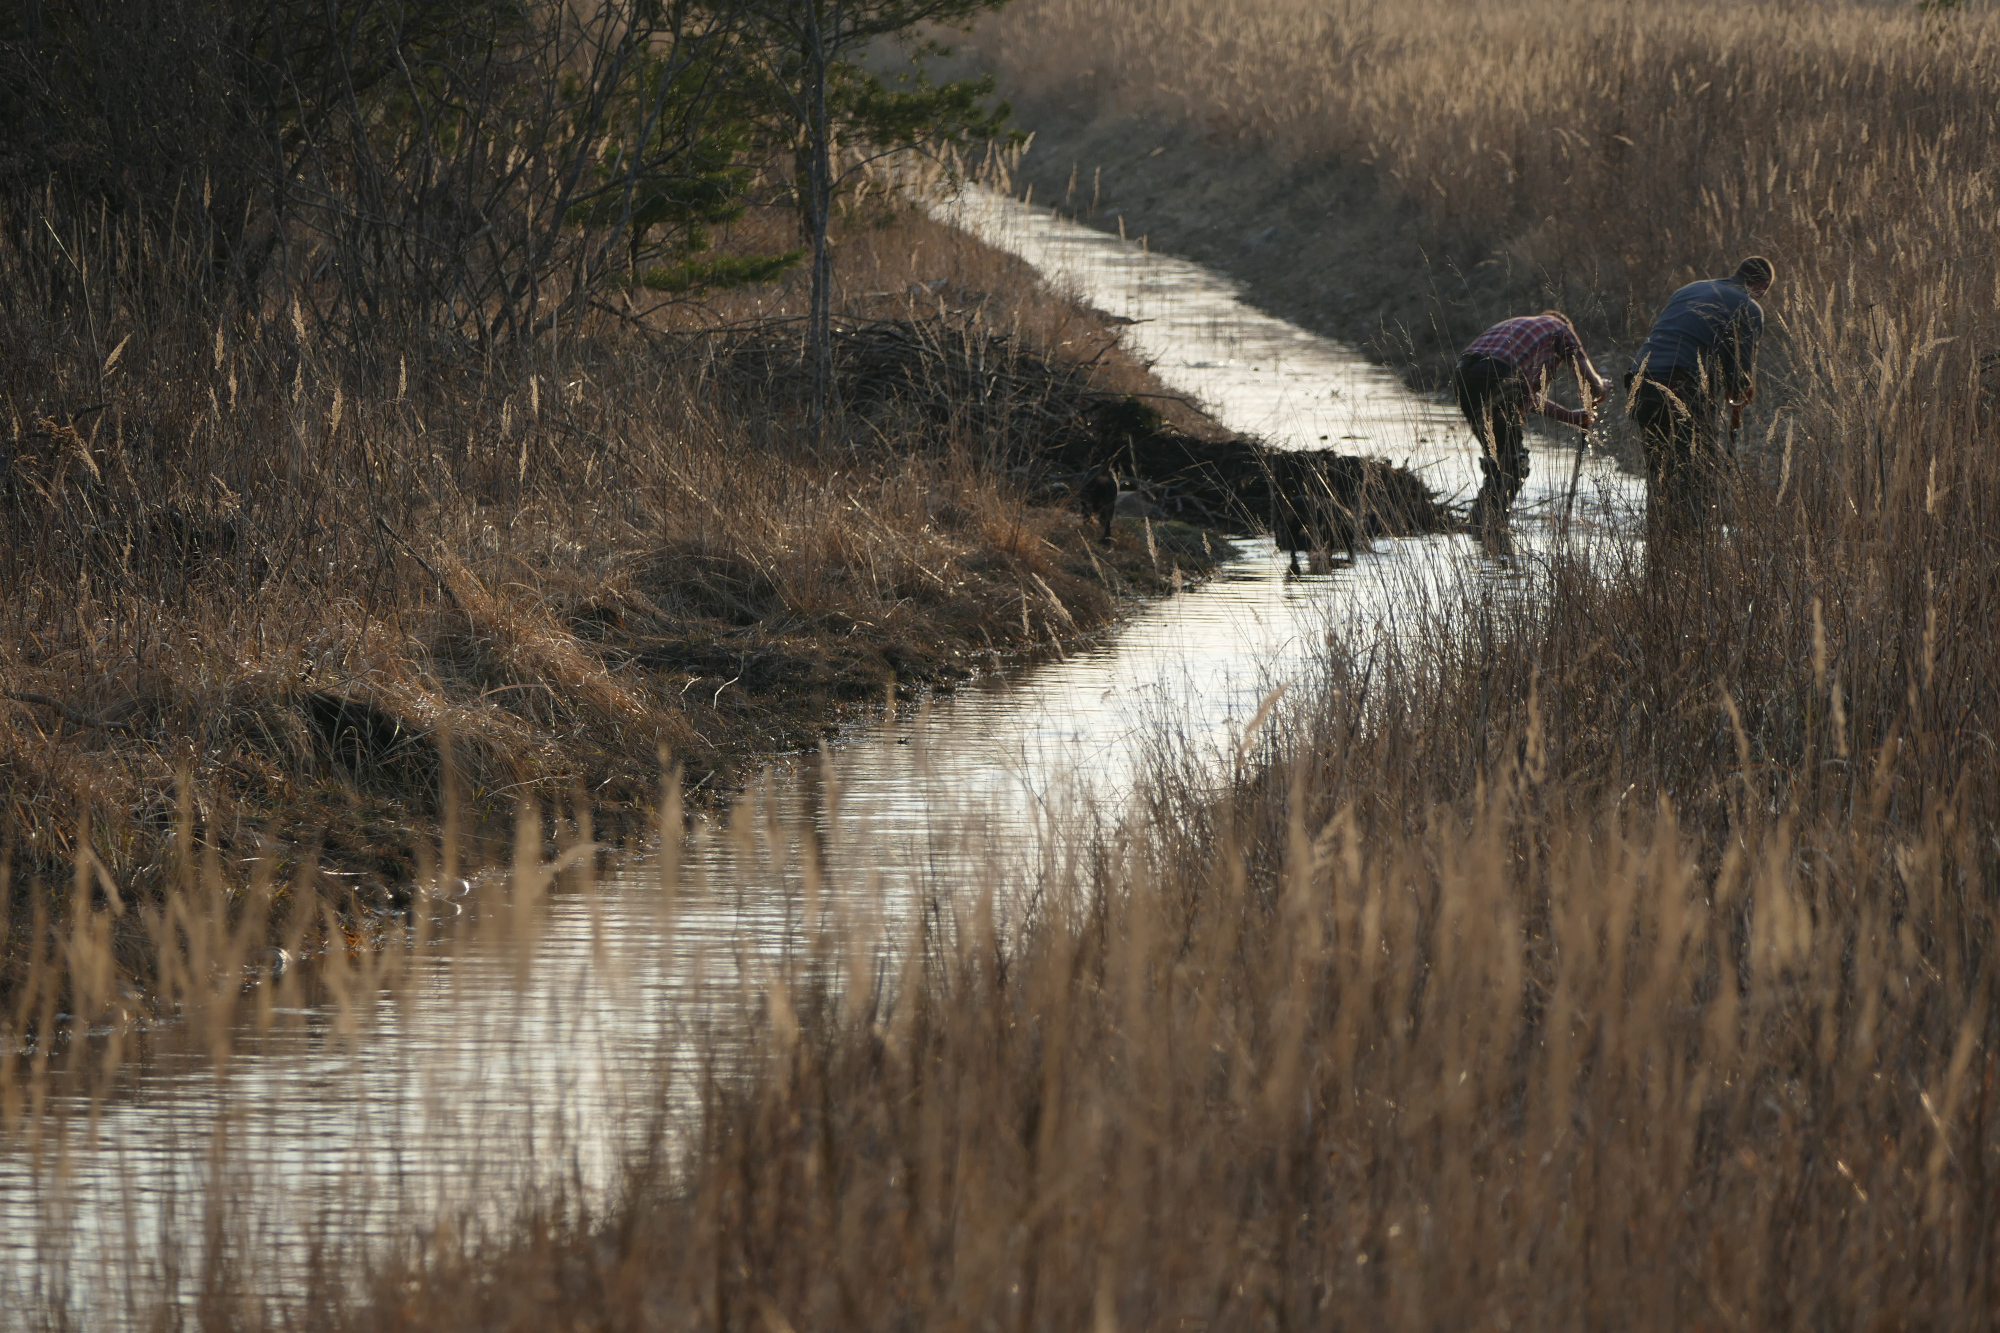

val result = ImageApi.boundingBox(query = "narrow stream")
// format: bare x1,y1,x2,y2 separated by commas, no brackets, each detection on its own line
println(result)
0,190,1642,1322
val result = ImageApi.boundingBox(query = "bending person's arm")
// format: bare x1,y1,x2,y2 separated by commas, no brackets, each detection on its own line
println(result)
1524,321,1600,428
1724,302,1762,405
1575,350,1610,406
1526,395,1592,429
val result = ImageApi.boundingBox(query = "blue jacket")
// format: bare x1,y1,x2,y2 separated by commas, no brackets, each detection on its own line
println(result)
1629,277,1763,397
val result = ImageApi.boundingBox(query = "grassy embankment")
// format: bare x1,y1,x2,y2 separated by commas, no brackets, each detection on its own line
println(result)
0,193,1224,1002
969,0,2000,396
16,0,2000,1327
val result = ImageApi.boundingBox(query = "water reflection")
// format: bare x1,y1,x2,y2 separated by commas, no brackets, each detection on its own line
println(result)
0,189,1643,1322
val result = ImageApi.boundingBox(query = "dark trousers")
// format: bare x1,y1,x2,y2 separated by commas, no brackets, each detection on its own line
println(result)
1627,365,1726,539
1454,354,1528,525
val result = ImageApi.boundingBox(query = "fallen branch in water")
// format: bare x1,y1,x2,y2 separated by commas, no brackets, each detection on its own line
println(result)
2,690,137,734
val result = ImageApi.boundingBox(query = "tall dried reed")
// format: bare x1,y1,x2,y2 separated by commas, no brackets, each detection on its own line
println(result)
328,5,2000,1325
14,2,2000,1323
299,645,2000,1328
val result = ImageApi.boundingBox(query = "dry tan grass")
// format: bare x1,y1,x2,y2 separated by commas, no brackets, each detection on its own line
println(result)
971,0,2000,412
13,3,2000,1326
328,763,1992,1330
321,5,2000,1326
12,687,1999,1328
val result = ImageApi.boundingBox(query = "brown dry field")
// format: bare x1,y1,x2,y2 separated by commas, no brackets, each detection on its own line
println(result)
16,1,2000,1328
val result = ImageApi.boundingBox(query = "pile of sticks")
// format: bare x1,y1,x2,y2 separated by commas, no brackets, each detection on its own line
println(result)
705,314,1451,537
704,314,1103,455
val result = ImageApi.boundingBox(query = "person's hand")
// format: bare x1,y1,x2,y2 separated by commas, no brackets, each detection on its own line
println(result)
1588,379,1610,406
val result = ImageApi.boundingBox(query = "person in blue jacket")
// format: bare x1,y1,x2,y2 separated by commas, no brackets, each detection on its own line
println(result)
1626,255,1774,538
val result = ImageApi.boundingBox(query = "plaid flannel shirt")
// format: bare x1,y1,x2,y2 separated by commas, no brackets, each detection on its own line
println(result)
1461,316,1598,427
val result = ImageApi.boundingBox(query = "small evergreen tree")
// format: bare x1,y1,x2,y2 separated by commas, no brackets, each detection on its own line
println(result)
563,51,805,299
735,0,1017,437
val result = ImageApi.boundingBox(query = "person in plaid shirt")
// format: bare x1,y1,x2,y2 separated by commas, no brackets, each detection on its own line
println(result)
1453,311,1609,530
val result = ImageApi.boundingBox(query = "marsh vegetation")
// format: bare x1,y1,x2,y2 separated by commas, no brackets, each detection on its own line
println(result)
9,0,2000,1326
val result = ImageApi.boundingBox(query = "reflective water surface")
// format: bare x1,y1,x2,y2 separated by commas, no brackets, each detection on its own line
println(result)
0,189,1642,1322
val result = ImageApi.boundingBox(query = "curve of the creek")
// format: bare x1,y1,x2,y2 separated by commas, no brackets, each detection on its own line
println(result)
0,189,1642,1322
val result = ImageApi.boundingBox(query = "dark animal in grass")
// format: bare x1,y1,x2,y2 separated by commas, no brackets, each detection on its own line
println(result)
1078,462,1119,542
1088,395,1166,450
1265,451,1365,574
